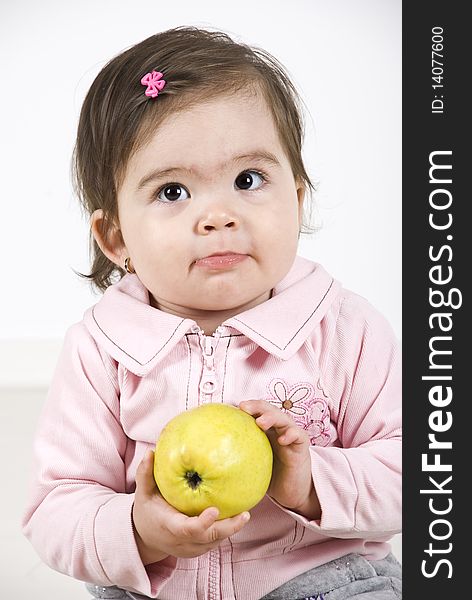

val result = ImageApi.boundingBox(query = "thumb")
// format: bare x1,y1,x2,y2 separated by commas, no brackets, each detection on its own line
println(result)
135,449,158,498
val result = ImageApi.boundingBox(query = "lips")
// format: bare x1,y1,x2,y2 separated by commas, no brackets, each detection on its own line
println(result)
194,252,248,269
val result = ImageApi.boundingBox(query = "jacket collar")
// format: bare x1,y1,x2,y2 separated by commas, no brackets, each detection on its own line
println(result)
84,255,341,376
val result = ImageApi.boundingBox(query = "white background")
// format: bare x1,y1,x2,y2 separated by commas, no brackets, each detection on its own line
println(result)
0,0,401,597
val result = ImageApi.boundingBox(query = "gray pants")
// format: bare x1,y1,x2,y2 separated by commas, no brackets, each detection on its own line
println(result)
85,585,145,599
261,552,402,599
86,552,402,600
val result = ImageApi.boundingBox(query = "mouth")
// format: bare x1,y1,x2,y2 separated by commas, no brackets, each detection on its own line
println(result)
193,252,249,270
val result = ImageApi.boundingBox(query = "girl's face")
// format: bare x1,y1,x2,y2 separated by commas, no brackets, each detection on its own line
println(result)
94,91,304,323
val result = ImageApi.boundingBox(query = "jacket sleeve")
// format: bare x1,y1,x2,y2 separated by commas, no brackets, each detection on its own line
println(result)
279,294,402,539
21,323,175,597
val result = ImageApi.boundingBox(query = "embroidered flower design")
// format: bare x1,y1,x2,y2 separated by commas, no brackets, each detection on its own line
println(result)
267,379,331,447
268,379,311,416
298,407,331,447
316,377,329,399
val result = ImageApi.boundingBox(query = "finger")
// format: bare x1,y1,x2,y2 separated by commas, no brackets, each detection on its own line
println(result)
255,410,295,433
171,507,219,540
277,426,306,446
240,401,285,429
175,508,250,544
135,449,158,498
198,507,220,530
207,511,251,542
240,400,293,424
239,399,273,417
255,413,281,431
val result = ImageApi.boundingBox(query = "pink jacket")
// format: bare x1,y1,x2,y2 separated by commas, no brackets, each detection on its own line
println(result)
22,256,401,600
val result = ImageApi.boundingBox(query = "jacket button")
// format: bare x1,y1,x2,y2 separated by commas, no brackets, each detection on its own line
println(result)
202,381,215,392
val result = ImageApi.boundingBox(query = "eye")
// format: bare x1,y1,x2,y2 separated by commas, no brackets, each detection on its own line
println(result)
157,183,190,203
234,170,266,191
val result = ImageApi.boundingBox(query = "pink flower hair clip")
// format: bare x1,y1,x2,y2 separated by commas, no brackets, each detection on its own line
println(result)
140,70,166,98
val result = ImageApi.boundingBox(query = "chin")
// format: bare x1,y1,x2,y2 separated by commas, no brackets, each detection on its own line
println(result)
204,290,270,314
195,298,246,312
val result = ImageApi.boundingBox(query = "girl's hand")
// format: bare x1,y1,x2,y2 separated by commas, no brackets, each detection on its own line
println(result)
239,400,321,521
132,450,251,565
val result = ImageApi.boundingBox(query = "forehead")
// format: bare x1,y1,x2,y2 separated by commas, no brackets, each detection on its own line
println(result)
125,91,288,179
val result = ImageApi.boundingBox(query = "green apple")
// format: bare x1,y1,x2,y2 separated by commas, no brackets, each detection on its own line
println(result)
153,403,273,519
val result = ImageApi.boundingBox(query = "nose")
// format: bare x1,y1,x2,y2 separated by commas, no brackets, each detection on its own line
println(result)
196,209,240,235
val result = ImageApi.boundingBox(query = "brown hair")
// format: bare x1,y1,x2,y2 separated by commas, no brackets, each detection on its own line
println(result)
73,26,316,291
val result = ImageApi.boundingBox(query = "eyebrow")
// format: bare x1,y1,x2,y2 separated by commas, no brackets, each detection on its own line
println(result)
136,150,281,190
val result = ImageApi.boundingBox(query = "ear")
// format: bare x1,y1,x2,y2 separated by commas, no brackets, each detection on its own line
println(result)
90,209,127,268
296,180,305,225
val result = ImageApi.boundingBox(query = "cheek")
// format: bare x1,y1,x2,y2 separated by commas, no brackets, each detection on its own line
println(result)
122,217,167,255
258,200,300,244
253,214,299,283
